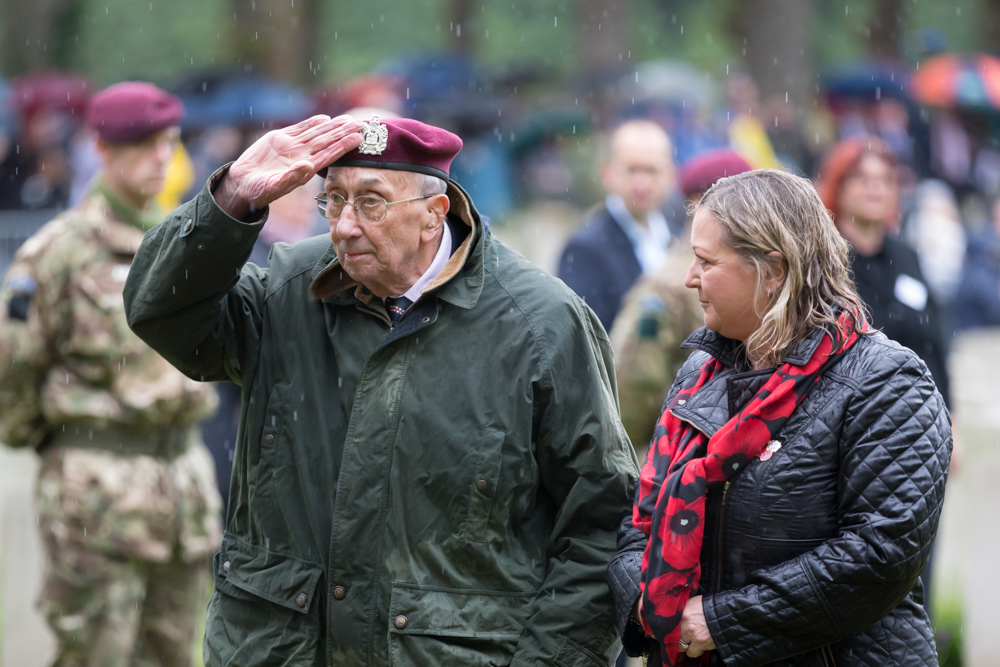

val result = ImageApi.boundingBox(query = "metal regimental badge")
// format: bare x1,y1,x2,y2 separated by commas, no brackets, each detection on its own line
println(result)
358,115,388,155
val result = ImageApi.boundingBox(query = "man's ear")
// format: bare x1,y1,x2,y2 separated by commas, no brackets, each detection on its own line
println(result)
427,193,449,227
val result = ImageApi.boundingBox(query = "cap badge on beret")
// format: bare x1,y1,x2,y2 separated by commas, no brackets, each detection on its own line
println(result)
358,116,388,156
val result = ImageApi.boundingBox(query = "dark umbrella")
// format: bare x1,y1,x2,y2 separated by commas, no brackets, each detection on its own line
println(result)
177,74,311,128
823,60,910,103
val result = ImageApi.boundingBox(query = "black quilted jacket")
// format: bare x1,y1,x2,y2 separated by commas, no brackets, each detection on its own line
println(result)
608,325,952,666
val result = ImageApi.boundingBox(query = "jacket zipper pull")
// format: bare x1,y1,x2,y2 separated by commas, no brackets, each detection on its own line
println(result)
722,480,730,506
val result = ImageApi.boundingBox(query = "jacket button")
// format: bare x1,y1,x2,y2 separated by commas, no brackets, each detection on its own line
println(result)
296,593,308,608
222,560,230,574
263,433,275,444
394,615,408,629
332,585,346,600
476,479,488,491
182,219,193,234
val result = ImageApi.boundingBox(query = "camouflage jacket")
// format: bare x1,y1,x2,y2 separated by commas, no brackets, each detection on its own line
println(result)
610,245,704,452
0,180,220,561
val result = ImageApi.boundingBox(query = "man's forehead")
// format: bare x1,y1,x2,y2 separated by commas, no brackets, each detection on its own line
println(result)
325,166,411,190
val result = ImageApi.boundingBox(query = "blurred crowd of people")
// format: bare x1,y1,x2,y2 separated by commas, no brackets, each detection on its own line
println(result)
0,50,998,475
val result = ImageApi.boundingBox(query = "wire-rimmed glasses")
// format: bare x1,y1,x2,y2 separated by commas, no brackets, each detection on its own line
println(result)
315,193,435,223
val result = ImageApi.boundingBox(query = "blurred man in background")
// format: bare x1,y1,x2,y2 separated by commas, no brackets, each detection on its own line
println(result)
0,82,220,667
558,119,678,331
611,149,752,455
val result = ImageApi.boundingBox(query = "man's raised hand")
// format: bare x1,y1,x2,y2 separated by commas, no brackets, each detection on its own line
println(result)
214,115,364,219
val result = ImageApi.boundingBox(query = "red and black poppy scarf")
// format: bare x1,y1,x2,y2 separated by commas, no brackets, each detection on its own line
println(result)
633,315,864,665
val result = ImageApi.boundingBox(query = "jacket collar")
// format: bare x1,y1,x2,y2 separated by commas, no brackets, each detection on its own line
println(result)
75,183,148,256
680,324,829,369
672,325,831,437
307,179,484,311
90,176,164,233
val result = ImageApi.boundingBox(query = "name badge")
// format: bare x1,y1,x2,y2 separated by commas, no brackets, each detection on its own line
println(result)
894,274,928,312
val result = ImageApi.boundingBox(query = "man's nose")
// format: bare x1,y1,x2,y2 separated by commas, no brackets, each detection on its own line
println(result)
155,140,175,164
335,206,364,237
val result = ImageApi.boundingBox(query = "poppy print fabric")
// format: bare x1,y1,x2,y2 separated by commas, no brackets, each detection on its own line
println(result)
633,315,864,665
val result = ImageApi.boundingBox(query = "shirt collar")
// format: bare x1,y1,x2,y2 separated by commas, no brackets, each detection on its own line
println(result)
605,194,671,272
91,176,164,232
390,221,453,302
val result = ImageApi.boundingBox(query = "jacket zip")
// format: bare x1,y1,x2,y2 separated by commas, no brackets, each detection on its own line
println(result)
820,644,836,666
716,480,730,590
357,303,391,328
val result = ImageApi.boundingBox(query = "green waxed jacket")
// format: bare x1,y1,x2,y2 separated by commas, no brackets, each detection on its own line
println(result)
124,169,638,667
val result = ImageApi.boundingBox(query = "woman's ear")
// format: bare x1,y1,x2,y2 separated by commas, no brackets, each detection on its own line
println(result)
766,251,787,291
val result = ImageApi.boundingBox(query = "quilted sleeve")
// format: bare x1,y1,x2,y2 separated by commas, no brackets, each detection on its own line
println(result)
702,346,952,665
607,514,656,657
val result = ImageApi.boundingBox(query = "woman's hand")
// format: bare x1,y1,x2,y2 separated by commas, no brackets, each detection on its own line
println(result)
679,595,716,658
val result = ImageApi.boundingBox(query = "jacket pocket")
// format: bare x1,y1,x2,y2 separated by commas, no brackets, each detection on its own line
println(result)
205,533,323,666
457,427,506,543
758,536,827,567
251,380,289,467
387,582,533,666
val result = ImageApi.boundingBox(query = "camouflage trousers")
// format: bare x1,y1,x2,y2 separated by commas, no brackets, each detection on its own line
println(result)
37,541,209,667
33,442,218,667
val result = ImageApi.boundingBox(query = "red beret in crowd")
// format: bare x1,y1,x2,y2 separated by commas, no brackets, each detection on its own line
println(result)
85,81,184,143
321,116,463,181
680,149,753,198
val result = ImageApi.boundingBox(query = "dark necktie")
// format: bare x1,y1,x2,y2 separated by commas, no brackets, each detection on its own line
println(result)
384,296,412,327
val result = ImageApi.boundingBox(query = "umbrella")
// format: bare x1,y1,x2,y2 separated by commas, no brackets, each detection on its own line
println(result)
823,60,910,103
624,59,719,109
177,74,312,128
910,52,1000,111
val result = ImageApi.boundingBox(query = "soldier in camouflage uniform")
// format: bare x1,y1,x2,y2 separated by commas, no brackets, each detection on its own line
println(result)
0,82,221,667
611,150,752,455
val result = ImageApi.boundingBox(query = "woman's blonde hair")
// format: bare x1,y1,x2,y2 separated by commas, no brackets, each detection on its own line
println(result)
697,168,868,367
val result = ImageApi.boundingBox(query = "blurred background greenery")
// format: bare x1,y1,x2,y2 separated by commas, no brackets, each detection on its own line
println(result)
0,0,996,97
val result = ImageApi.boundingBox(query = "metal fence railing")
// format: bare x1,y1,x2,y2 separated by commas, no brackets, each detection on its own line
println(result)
0,209,60,278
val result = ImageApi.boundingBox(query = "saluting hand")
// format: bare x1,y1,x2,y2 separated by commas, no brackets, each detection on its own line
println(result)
214,114,364,219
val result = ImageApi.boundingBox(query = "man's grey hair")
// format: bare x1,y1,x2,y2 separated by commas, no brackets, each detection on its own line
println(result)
413,173,448,196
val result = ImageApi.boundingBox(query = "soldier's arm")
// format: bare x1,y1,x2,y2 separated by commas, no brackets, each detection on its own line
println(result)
124,167,268,385
0,240,68,448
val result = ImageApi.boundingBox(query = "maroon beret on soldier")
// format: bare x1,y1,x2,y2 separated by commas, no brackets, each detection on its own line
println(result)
680,149,753,198
320,116,463,181
85,81,184,144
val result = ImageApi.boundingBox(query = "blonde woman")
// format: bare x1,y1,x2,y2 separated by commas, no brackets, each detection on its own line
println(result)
607,169,950,666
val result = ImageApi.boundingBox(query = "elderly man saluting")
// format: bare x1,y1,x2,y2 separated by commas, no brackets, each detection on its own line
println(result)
124,113,637,666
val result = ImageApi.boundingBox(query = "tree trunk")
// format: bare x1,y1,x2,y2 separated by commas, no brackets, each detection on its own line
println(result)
731,0,814,109
868,0,905,59
574,0,632,85
447,0,475,55
227,0,318,83
0,0,71,75
982,0,1000,50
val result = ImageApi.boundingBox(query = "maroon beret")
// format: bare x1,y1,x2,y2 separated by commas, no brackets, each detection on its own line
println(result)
86,82,183,143
680,149,753,198
320,116,462,181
